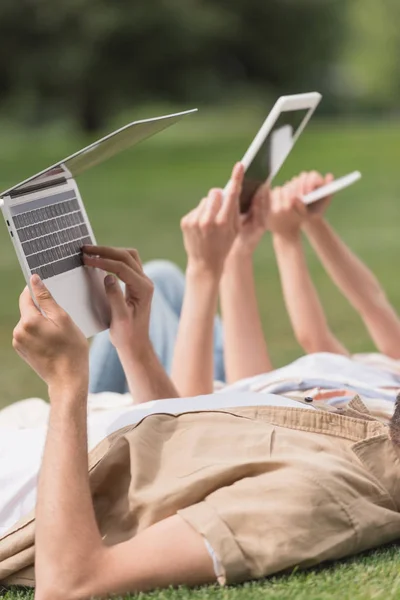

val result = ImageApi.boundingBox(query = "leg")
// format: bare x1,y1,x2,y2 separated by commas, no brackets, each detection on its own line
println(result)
89,328,128,394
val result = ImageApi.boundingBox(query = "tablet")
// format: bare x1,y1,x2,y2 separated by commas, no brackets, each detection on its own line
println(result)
226,93,322,213
301,171,362,205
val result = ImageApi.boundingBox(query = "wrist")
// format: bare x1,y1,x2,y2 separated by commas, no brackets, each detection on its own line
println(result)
302,217,326,235
227,241,255,262
272,230,301,246
223,250,253,276
118,341,161,379
186,260,221,284
48,373,88,405
117,335,154,365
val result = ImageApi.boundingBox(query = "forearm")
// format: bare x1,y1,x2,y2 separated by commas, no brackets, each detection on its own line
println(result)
119,344,179,402
35,378,103,598
273,232,348,355
304,219,384,312
305,219,400,357
220,252,271,383
171,266,219,396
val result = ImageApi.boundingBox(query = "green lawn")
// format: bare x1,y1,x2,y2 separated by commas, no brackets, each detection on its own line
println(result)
1,107,400,598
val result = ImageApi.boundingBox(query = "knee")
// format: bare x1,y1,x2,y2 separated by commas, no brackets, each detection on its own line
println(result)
144,260,185,289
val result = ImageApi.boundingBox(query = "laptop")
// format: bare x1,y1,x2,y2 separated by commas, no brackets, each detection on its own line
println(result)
0,109,197,338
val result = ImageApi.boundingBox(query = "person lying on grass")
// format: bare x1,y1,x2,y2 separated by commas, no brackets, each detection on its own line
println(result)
1,242,400,598
88,164,400,414
1,164,400,596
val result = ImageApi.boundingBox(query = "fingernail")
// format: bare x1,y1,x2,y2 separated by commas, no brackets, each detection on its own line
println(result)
31,274,44,287
104,274,116,287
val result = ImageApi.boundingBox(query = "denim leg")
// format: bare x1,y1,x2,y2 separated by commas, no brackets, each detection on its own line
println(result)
89,328,128,394
89,260,226,394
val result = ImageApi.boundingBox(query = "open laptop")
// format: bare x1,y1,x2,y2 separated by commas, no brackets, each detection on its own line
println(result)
0,109,197,337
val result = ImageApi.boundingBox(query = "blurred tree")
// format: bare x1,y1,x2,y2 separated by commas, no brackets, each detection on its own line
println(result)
339,0,400,114
0,0,349,131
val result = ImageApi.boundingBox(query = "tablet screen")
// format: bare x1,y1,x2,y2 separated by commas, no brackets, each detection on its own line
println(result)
240,108,310,213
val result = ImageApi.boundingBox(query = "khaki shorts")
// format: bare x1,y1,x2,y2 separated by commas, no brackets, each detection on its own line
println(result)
1,396,400,586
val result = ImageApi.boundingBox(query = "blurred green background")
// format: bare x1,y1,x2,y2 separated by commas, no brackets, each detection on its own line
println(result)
2,3,400,598
0,0,399,409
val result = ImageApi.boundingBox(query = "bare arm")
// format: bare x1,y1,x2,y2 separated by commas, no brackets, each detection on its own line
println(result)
269,183,348,355
84,246,179,401
294,170,400,359
36,381,213,600
273,232,348,355
304,218,400,358
220,187,272,383
171,266,220,396
171,163,244,396
14,269,214,600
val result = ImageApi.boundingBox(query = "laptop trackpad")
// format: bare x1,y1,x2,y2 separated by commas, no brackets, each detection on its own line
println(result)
45,266,110,338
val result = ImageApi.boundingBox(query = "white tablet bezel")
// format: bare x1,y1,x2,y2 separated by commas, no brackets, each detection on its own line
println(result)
301,171,362,205
240,92,322,175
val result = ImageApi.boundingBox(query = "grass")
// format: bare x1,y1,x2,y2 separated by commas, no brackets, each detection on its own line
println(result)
1,106,400,597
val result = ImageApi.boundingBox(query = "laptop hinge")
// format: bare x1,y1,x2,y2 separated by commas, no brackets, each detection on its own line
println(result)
8,176,68,199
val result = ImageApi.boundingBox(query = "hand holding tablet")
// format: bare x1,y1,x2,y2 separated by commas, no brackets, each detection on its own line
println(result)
225,92,323,213
301,171,362,205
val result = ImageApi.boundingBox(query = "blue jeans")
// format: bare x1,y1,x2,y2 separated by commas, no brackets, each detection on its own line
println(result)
89,260,226,393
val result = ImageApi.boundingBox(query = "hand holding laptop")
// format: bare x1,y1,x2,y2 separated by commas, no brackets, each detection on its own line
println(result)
13,245,155,388
1,109,197,338
83,245,154,354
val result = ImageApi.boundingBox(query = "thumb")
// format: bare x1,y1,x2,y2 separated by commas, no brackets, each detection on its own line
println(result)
30,275,59,315
104,275,126,321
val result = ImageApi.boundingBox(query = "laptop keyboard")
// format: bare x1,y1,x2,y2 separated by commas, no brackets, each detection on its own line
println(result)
12,195,93,280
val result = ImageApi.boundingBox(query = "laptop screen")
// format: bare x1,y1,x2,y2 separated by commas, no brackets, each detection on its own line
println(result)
1,109,197,199
240,108,310,213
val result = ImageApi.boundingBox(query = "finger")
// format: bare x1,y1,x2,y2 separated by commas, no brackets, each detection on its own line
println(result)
293,197,308,217
126,248,143,271
282,181,295,208
83,246,143,275
103,275,127,322
252,184,269,224
83,256,144,290
297,172,310,196
271,186,282,211
182,197,207,226
19,286,40,320
288,176,302,198
82,246,138,272
200,189,223,225
219,162,244,221
305,171,324,194
181,207,198,229
188,199,208,226
325,173,334,184
30,275,59,317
